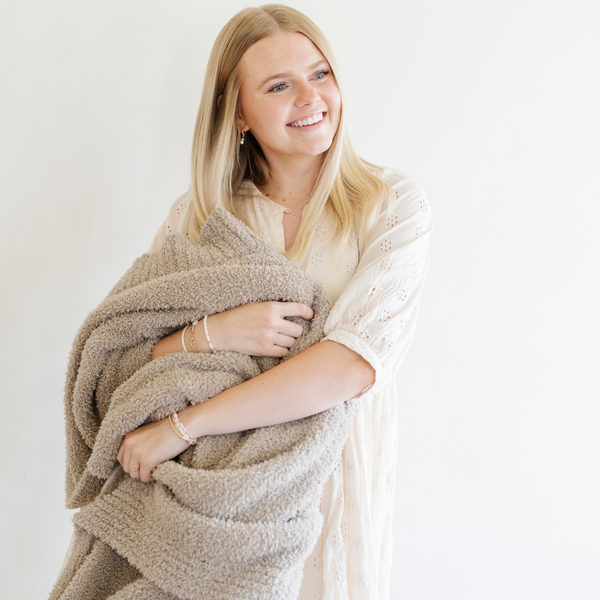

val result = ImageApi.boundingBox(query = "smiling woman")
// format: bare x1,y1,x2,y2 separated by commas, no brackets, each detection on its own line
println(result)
50,4,433,600
236,34,340,164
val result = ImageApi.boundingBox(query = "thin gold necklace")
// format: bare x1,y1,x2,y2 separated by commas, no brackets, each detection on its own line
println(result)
260,188,309,203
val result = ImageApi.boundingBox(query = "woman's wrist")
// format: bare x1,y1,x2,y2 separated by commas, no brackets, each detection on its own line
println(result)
168,412,198,446
152,317,223,360
151,331,181,360
177,402,210,439
185,321,212,354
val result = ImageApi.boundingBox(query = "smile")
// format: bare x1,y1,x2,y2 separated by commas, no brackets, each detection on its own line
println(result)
287,112,326,128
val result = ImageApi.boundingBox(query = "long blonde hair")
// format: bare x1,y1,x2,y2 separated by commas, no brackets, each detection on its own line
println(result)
189,3,393,261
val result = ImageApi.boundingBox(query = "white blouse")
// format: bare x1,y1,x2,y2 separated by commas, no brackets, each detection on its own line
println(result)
149,168,433,599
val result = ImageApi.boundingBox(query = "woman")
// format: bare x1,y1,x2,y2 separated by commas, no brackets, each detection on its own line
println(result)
59,4,432,599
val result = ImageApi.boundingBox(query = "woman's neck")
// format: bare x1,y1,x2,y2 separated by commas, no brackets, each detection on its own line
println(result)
259,154,323,201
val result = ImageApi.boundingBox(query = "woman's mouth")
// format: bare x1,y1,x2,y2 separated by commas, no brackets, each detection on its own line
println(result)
287,111,326,128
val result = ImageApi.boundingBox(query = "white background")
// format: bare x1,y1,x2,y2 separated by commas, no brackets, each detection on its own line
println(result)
1,0,599,598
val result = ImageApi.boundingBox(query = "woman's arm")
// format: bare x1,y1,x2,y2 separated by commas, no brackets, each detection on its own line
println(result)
117,340,374,482
151,301,315,359
180,340,374,437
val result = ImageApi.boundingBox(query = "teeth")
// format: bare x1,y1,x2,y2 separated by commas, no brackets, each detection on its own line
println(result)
291,112,324,127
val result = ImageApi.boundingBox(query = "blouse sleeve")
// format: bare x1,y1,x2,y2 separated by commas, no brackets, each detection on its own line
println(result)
321,171,433,398
148,189,192,253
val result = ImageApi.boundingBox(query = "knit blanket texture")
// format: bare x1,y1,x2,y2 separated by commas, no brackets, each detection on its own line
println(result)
50,207,357,600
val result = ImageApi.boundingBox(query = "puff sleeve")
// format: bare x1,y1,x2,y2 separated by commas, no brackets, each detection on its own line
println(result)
321,172,433,397
148,189,191,253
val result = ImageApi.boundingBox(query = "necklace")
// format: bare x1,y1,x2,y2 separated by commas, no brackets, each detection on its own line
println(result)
260,189,309,203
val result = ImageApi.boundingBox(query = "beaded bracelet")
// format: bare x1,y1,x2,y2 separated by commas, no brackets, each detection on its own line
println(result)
181,325,189,353
203,315,218,354
168,412,197,446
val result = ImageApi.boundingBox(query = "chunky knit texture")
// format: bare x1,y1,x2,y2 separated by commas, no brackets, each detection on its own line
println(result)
50,207,357,600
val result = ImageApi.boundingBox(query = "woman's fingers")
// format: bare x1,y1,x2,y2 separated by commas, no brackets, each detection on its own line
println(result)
207,301,314,356
129,461,141,478
127,449,141,478
122,449,131,475
272,302,313,339
277,320,305,339
115,419,190,483
118,433,141,479
276,302,314,321
125,452,139,479
272,333,298,349
139,463,152,482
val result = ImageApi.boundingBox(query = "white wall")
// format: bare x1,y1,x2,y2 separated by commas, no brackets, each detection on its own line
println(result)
1,0,599,598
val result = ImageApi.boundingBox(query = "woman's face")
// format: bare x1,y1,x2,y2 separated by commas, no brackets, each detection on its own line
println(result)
236,31,341,164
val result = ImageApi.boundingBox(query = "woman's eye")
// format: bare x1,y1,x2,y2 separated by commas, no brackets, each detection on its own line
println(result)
268,70,330,92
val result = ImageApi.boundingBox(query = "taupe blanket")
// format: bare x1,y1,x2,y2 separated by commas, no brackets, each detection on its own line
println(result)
50,207,357,600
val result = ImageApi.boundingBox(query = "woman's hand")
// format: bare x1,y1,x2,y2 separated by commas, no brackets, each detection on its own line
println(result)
208,301,313,357
151,301,314,360
116,417,190,483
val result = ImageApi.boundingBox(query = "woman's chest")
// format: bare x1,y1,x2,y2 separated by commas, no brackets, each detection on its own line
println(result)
240,199,359,303
298,234,359,303
282,209,303,253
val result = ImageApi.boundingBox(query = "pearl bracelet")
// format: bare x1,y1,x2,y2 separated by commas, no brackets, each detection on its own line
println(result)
181,325,189,353
203,315,218,354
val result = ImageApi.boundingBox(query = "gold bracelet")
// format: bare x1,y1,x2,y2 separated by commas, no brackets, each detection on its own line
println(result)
189,319,199,353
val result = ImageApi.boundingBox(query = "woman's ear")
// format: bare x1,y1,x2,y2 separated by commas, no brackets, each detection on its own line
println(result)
216,95,223,109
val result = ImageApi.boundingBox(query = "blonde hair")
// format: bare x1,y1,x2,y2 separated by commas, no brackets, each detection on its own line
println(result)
189,3,393,261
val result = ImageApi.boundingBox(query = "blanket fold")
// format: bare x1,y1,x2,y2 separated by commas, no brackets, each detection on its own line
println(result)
51,207,357,600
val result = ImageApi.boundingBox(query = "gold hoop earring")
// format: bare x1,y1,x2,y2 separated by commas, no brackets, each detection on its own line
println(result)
240,129,246,146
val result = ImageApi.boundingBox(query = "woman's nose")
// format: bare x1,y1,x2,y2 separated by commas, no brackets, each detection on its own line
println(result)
294,79,320,107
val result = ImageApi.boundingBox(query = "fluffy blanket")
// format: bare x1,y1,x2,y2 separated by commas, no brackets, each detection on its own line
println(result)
49,207,357,600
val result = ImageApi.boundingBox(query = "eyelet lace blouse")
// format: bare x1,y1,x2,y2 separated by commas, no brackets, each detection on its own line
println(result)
149,168,433,600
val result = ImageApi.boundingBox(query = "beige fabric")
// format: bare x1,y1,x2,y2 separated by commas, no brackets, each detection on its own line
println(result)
149,169,433,599
51,208,358,600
